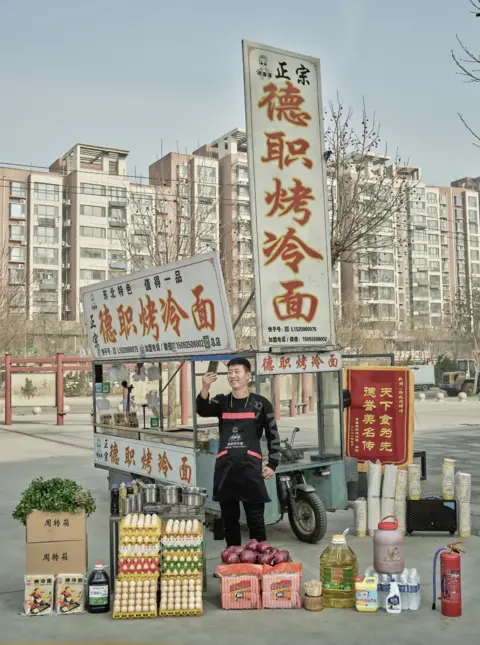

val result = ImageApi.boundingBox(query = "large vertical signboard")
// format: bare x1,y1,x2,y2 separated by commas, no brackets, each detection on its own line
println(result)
243,41,335,352
344,367,414,471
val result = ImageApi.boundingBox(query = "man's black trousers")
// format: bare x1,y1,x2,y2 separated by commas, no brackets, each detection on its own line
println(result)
219,500,266,546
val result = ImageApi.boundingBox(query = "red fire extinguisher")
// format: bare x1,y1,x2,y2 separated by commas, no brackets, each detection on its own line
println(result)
432,542,464,617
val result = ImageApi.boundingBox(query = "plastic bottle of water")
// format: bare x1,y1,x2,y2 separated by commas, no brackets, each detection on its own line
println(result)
364,566,376,578
408,568,420,611
397,569,409,609
378,573,391,609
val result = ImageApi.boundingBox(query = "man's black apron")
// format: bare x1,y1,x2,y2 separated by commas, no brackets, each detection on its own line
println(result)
213,395,270,503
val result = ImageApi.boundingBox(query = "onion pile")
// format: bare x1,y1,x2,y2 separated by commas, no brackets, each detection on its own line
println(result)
221,541,291,565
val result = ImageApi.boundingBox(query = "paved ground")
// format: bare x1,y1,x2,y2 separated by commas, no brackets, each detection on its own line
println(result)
0,398,479,644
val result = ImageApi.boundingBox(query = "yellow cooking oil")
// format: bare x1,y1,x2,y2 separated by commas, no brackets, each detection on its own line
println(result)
320,530,358,608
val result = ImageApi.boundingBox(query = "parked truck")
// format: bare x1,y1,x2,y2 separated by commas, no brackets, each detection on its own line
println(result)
441,359,480,397
408,364,436,391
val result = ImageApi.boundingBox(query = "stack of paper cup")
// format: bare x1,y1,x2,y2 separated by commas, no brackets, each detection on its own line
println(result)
455,472,472,538
382,465,398,499
354,498,367,537
442,458,456,500
395,469,408,500
394,499,407,534
408,463,421,500
381,496,395,519
367,495,381,536
367,460,382,497
367,460,382,536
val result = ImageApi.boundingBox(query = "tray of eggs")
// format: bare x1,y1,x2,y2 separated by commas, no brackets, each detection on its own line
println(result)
118,555,160,577
112,578,158,619
159,576,203,616
120,514,161,538
162,551,203,576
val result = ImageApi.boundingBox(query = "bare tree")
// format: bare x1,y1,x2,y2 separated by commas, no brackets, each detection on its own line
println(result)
0,244,33,355
325,95,411,266
452,0,480,145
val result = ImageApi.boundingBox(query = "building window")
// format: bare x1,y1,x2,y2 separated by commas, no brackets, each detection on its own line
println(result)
197,165,216,182
413,230,427,242
80,269,106,281
427,206,437,216
109,186,127,200
429,261,440,271
108,228,125,241
34,204,58,227
80,204,106,218
81,247,106,259
471,250,480,261
9,267,25,284
34,269,58,290
237,185,250,199
236,165,249,181
470,236,479,248
471,262,480,275
34,183,59,201
10,247,26,262
427,220,439,232
10,225,25,241
34,226,58,244
427,192,437,204
9,203,26,219
428,234,439,245
80,226,106,239
10,181,27,198
431,302,442,313
109,268,127,278
81,183,106,196
198,184,216,199
470,222,479,235
413,215,426,226
33,247,58,265
156,198,168,214
238,204,250,220
468,196,478,208
412,244,427,255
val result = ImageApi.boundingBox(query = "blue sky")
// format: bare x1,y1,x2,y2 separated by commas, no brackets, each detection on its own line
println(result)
0,0,478,185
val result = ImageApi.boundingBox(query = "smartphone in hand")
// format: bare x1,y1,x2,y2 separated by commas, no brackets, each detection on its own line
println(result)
207,360,219,374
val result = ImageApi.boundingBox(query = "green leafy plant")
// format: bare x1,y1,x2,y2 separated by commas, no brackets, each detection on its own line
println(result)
12,477,96,525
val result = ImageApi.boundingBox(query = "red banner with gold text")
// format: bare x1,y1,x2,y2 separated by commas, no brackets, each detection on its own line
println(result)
344,367,414,471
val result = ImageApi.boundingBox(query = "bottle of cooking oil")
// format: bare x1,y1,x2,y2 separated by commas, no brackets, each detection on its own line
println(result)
320,529,358,608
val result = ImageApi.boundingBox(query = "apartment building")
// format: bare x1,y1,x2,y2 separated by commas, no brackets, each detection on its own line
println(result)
0,143,219,325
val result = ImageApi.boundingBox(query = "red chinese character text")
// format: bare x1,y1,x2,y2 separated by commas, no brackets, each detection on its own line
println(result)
279,356,291,370
160,289,189,336
141,448,153,475
265,178,314,226
99,305,117,344
191,285,216,332
158,450,173,479
109,441,119,466
179,456,192,484
311,354,324,369
261,132,313,170
258,81,311,127
263,227,323,273
296,354,307,370
125,447,135,467
262,356,275,372
138,295,160,341
328,353,339,368
273,280,318,323
117,304,137,340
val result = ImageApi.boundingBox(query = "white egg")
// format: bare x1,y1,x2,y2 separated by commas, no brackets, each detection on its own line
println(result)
167,602,174,610
179,520,186,533
168,580,174,587
128,603,135,612
120,592,128,601
174,579,181,587
121,604,128,613
189,601,196,610
174,603,181,611
195,601,202,610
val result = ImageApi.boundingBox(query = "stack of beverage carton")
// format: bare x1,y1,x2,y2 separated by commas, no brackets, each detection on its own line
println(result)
26,510,87,575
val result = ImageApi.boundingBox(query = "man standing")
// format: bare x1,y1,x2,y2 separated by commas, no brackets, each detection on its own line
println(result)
196,357,281,546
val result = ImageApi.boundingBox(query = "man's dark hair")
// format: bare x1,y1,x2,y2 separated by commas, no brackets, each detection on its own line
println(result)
227,357,252,372
121,380,128,388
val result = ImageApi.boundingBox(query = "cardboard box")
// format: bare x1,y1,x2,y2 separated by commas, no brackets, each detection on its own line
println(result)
26,510,86,544
26,539,87,575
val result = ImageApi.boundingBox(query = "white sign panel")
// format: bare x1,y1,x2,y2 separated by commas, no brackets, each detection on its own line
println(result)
257,351,342,375
94,434,196,485
243,41,335,351
80,253,236,361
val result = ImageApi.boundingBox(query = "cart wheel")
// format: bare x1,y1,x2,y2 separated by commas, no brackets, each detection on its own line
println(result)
288,490,327,544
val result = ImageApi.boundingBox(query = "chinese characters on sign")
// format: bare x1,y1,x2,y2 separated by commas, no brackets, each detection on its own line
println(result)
94,436,196,485
344,367,414,471
243,41,334,350
257,351,341,375
80,253,235,361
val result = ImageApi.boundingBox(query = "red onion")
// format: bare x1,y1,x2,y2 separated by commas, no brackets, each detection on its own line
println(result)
272,550,290,564
239,549,257,563
256,541,271,554
245,539,259,551
221,548,234,562
257,552,274,565
232,546,245,555
269,547,279,555
224,552,241,564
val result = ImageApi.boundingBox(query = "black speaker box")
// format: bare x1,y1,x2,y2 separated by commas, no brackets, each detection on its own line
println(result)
406,498,457,535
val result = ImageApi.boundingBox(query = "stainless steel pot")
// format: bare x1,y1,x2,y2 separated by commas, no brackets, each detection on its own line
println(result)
182,487,207,507
144,484,158,504
132,492,143,512
163,485,181,505
121,496,133,516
